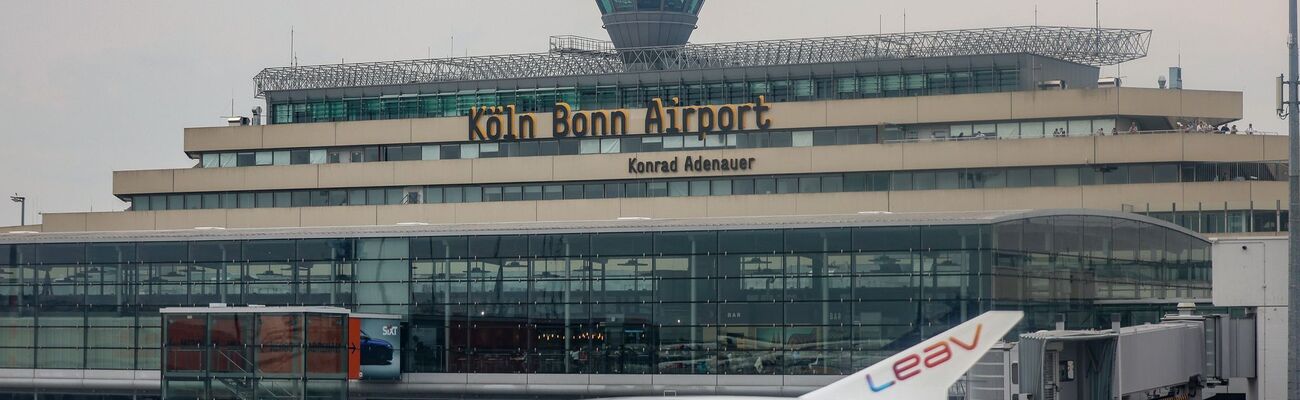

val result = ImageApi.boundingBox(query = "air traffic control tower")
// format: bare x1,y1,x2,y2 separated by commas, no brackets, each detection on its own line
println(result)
596,0,704,49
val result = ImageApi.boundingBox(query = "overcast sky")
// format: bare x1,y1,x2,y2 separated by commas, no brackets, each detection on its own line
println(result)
0,0,1290,226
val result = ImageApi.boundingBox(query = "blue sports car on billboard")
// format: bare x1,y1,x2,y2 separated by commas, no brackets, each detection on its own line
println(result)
359,329,394,366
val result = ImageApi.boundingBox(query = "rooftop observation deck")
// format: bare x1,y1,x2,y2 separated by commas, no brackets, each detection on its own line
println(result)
252,26,1152,96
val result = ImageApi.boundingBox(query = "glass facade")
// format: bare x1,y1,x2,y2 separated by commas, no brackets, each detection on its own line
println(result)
161,310,347,400
269,68,1020,124
0,213,1209,377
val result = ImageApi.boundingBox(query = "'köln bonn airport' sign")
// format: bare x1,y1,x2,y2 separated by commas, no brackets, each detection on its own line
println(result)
467,96,774,141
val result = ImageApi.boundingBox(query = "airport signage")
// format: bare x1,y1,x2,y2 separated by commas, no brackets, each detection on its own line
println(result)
628,155,757,174
468,96,773,141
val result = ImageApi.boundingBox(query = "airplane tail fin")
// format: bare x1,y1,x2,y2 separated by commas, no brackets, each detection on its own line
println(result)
799,311,1024,400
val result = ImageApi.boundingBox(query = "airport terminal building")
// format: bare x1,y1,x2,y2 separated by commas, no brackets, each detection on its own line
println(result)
0,1,1275,399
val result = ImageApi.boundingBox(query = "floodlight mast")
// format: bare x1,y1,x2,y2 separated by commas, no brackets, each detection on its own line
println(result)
9,195,24,226
1287,0,1299,399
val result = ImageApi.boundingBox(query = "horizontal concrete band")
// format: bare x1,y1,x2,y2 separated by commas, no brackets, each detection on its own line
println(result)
183,88,1244,153
0,369,833,397
42,180,1289,232
116,133,1286,196
0,369,159,391
356,373,833,397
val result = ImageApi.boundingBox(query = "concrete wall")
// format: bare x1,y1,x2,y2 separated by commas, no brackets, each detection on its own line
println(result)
183,88,1243,152
45,180,1287,232
117,133,1283,196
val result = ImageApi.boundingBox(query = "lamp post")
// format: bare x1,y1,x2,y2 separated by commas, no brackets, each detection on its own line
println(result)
1287,0,1300,399
9,195,24,226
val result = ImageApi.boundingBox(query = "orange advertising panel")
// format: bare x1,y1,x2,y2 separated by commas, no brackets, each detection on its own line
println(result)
347,317,361,379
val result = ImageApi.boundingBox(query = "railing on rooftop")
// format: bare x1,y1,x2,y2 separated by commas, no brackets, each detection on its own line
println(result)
253,26,1152,96
884,129,1279,144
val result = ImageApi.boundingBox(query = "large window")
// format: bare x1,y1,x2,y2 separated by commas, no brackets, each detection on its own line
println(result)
129,162,1288,217
269,68,1022,124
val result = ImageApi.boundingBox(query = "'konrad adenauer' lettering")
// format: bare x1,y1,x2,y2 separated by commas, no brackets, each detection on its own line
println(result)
628,156,756,174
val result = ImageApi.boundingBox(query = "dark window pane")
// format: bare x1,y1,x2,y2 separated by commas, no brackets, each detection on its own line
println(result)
603,183,622,198
530,234,590,257
138,242,189,263
503,186,523,201
854,227,920,251
844,173,867,191
592,233,653,256
786,229,851,252
244,241,297,261
292,191,311,207
36,243,85,264
584,184,604,199
1030,168,1055,186
273,192,291,208
429,237,470,259
297,239,353,261
462,187,482,203
623,182,646,198
563,185,583,200
1006,169,1032,188
733,178,755,195
1154,164,1180,183
523,185,542,201
1102,165,1129,184
799,177,822,193
777,177,799,193
655,231,719,255
190,241,242,262
920,226,985,250
483,187,503,202
1129,165,1154,184
88,243,136,263
444,187,463,203
891,172,913,191
669,181,689,197
913,172,936,190
690,180,710,196
718,230,783,253
469,236,529,258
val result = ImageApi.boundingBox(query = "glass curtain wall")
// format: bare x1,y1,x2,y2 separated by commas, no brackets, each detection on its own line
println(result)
270,68,1020,124
0,216,1209,376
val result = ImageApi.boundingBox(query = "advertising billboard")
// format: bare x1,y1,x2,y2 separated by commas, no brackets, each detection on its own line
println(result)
348,315,401,380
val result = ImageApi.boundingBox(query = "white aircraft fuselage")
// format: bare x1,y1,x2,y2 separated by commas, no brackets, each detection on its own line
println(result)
595,311,1024,400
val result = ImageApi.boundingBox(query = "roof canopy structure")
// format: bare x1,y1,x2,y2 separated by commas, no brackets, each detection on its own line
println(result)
0,209,1200,244
253,26,1151,96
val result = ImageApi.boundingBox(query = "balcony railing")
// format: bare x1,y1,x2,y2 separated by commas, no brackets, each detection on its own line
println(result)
884,128,1279,144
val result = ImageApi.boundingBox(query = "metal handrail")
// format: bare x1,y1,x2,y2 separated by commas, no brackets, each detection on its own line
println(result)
883,129,1280,144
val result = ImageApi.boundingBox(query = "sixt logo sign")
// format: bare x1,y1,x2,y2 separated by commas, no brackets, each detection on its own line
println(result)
864,324,983,393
